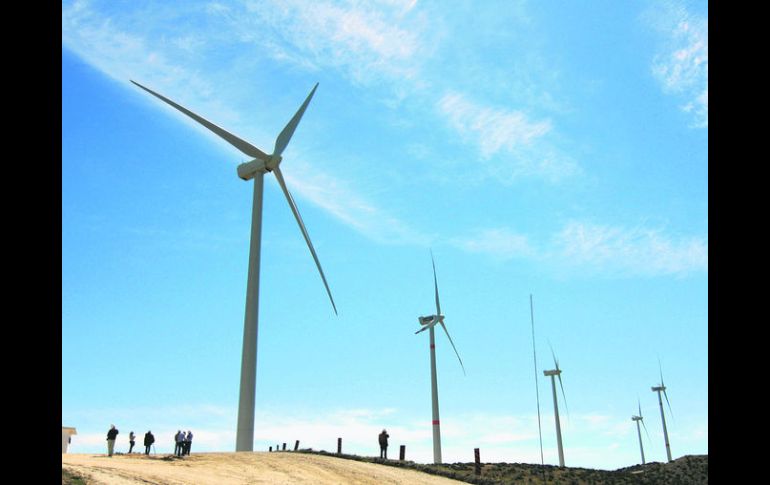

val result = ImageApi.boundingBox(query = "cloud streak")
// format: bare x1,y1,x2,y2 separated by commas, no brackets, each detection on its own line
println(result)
452,221,707,277
644,1,708,128
221,0,429,88
283,157,431,245
437,91,580,183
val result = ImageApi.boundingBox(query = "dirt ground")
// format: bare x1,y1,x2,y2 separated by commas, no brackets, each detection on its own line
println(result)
62,452,468,485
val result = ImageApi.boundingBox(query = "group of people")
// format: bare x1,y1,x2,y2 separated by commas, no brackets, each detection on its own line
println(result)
174,430,194,457
105,425,191,457
110,424,393,458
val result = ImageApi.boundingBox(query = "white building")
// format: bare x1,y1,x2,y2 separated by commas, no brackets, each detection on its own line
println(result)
62,426,77,453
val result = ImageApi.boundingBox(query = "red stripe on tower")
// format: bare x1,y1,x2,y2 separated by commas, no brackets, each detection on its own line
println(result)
432,420,440,425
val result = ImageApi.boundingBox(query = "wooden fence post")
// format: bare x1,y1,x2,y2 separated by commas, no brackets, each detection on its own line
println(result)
269,446,272,452
337,438,342,454
474,448,481,475
399,445,405,461
294,440,300,451
282,443,286,451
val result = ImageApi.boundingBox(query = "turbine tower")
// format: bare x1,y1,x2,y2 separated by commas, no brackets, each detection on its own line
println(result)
543,347,567,467
130,80,336,452
652,361,673,462
415,252,465,464
631,399,650,465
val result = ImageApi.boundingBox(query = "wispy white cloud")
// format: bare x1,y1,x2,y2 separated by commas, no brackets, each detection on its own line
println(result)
284,157,431,246
225,0,429,89
451,228,535,260
644,1,708,128
552,221,707,277
451,221,707,278
437,91,580,183
438,91,552,157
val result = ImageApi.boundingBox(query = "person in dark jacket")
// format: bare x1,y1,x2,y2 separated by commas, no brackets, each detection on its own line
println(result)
144,430,155,455
378,429,390,459
184,430,193,456
128,431,136,454
174,430,184,457
106,425,119,457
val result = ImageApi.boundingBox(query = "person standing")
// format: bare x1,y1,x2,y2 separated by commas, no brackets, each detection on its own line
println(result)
174,430,184,457
106,425,119,457
378,429,389,459
144,430,155,455
184,430,193,456
128,431,136,454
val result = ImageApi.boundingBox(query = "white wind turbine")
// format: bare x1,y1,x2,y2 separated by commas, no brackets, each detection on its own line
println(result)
631,398,651,465
543,346,568,467
415,252,465,464
130,80,337,452
652,360,674,462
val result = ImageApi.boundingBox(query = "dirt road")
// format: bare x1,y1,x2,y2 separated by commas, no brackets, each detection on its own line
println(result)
62,452,468,484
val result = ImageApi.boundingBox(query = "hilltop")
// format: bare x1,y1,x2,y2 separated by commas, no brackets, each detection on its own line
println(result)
62,450,707,484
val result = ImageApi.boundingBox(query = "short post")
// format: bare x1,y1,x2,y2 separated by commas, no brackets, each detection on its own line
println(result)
474,448,481,475
399,445,406,461
282,443,286,451
294,440,300,451
269,446,272,452
337,438,342,454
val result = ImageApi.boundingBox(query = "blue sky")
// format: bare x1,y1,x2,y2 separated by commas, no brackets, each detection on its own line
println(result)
61,0,707,470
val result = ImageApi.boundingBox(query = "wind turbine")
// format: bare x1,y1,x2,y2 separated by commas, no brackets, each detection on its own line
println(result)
130,80,336,452
415,251,465,464
543,346,567,467
651,360,674,462
631,399,651,465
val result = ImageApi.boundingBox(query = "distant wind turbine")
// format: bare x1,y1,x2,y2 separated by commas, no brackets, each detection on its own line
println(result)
130,80,336,452
543,346,568,467
415,251,465,464
651,360,674,462
631,398,651,465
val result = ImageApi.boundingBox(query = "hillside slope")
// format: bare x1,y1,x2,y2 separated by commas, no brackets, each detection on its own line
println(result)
62,452,708,485
61,452,467,485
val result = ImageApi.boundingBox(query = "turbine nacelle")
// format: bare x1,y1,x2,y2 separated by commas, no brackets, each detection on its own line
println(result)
631,415,643,421
415,314,444,334
543,369,562,377
237,159,268,180
419,314,444,327
651,385,666,392
237,154,284,180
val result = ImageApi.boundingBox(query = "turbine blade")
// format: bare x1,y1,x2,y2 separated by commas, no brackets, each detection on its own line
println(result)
558,373,569,418
415,325,430,335
638,398,643,419
431,250,441,316
641,418,651,442
439,322,466,376
272,165,337,315
658,358,673,418
130,80,269,161
663,389,673,419
273,83,319,157
549,342,558,370
658,357,665,387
